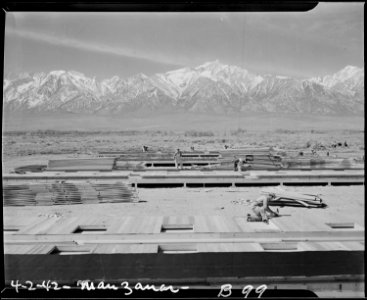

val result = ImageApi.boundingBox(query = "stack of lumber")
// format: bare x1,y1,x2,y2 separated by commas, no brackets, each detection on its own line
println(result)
99,150,221,159
14,165,47,174
261,190,326,208
51,182,83,205
91,182,138,203
47,158,115,171
3,185,37,206
219,147,283,170
3,182,138,206
283,157,362,169
114,161,146,170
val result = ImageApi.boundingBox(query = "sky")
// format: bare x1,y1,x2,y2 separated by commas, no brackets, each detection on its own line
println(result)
4,3,364,80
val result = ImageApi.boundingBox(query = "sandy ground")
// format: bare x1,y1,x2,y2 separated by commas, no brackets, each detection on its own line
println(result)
4,185,364,228
3,129,364,228
2,129,364,173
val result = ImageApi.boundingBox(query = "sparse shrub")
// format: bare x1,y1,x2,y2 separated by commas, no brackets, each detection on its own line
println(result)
184,130,215,137
275,129,296,134
230,128,247,136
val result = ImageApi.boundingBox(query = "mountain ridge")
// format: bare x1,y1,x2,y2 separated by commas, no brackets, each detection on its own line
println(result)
3,61,364,115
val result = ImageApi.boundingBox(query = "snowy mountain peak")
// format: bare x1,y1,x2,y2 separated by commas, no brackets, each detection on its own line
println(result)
310,65,364,90
3,63,364,115
48,70,67,76
334,65,363,79
196,60,222,69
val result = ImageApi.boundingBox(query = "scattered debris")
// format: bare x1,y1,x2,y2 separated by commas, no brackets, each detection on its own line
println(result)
261,189,326,208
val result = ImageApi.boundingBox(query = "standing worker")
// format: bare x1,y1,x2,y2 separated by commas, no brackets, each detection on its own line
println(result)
233,156,239,171
237,157,243,171
173,148,183,169
247,193,279,224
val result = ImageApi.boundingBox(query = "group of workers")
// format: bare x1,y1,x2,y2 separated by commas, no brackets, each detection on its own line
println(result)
146,145,282,223
145,145,252,172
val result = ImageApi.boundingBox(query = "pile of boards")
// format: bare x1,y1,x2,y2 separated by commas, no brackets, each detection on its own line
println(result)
261,190,326,208
47,158,115,171
3,182,138,206
218,147,283,170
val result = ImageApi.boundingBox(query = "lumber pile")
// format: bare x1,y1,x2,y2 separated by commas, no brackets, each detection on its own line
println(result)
3,185,37,206
114,161,146,170
219,147,283,170
283,157,362,169
261,190,326,208
47,158,115,171
3,182,138,206
99,150,220,159
14,165,47,174
19,147,359,173
91,182,139,203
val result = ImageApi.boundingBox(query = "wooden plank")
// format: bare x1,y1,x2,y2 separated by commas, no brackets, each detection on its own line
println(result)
93,244,158,254
107,217,132,233
194,216,211,233
163,216,195,226
317,242,351,251
3,216,40,233
22,217,61,234
326,223,355,229
298,242,325,251
341,241,365,251
4,244,35,254
109,216,163,234
47,158,115,171
207,216,241,233
261,242,298,251
47,217,81,234
27,244,56,254
198,243,264,252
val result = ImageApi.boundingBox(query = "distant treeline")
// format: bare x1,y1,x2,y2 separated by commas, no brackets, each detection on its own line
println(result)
2,128,364,137
3,130,174,136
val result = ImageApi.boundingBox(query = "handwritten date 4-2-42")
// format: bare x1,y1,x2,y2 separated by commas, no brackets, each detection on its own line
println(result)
11,280,71,293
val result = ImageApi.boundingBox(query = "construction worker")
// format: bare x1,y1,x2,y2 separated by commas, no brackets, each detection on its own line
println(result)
247,193,279,224
235,157,250,172
237,157,243,171
233,156,239,171
173,148,183,169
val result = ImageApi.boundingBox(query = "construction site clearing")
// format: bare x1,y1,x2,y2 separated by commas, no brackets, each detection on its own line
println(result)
3,145,365,297
10,146,365,173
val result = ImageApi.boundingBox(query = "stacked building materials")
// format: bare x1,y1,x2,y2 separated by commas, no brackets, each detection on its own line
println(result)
3,185,37,206
3,182,138,206
14,165,47,174
47,158,115,171
261,190,326,208
91,182,139,203
219,147,283,170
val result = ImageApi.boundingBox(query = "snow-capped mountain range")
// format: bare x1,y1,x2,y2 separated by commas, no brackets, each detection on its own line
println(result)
3,61,364,115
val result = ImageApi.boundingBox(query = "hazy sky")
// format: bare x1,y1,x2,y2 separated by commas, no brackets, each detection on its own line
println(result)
4,3,364,79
